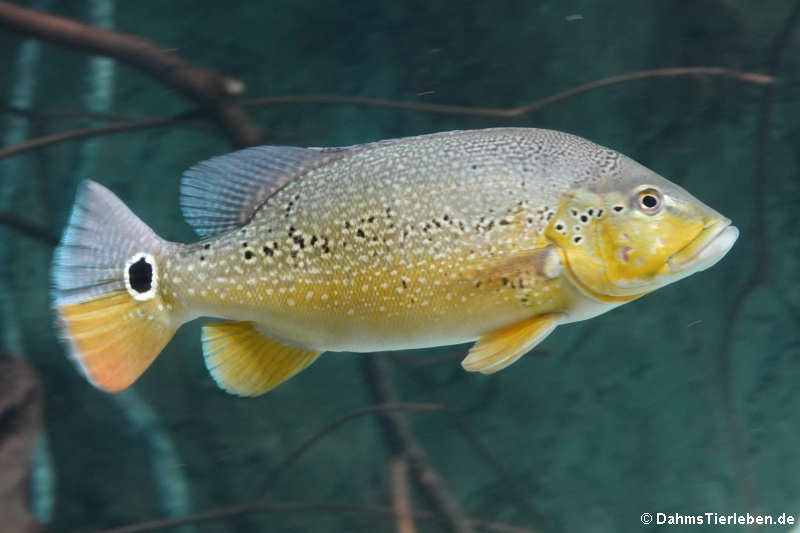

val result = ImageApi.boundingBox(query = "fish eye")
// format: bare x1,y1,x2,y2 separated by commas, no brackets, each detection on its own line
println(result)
636,188,662,214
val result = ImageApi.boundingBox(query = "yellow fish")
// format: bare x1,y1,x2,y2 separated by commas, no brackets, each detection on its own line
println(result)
51,128,738,396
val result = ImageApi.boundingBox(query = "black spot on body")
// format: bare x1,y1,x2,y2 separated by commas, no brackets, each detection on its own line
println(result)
613,206,624,212
203,243,210,250
128,257,152,293
356,229,365,238
263,246,273,256
244,250,254,260
580,215,589,223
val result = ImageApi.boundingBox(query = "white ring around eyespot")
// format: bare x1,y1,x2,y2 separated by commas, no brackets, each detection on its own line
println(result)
124,252,158,301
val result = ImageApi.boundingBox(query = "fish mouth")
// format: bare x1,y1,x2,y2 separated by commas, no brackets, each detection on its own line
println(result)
667,218,739,274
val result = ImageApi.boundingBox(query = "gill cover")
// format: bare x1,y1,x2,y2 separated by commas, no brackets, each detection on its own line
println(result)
545,185,712,300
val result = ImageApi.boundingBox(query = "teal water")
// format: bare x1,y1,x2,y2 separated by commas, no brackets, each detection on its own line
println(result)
1,1,799,532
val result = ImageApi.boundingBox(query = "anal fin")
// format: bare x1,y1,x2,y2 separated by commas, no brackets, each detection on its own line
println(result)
202,321,322,396
461,313,564,374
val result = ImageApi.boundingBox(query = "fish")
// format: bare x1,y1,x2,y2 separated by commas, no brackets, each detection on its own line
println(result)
50,128,739,396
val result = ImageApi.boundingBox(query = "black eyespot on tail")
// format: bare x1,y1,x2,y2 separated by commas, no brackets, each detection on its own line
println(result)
128,257,153,293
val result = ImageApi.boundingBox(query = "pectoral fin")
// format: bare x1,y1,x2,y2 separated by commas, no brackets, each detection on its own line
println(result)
202,321,322,396
462,313,564,374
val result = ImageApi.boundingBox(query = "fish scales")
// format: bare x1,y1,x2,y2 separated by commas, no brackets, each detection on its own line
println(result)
51,128,739,395
163,130,603,349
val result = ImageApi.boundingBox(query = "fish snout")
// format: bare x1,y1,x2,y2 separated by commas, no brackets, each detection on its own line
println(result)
666,218,739,274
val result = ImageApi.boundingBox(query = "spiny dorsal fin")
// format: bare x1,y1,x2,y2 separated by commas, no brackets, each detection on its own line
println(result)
180,146,332,237
461,313,563,374
201,321,322,396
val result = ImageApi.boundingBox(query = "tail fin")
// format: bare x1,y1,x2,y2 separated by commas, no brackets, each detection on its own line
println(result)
51,180,177,392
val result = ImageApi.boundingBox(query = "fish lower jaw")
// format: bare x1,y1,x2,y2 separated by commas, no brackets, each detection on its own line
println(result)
667,221,738,274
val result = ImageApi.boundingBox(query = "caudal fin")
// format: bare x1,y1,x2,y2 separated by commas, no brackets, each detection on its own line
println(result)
51,180,177,392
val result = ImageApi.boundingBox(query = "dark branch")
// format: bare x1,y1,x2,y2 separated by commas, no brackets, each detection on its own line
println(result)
0,66,774,162
0,115,188,160
0,211,58,246
0,0,263,146
261,402,443,491
717,0,800,527
91,501,532,533
244,67,775,118
363,357,475,533
87,403,445,533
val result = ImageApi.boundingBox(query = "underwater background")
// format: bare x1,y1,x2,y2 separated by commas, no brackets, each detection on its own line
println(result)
1,1,799,532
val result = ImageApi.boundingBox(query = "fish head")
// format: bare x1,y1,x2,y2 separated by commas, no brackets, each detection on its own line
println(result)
545,159,739,301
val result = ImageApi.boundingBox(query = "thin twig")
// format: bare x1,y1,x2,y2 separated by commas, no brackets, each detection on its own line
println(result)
718,1,800,529
244,67,774,118
83,403,441,533
1,103,134,122
262,402,443,492
0,0,262,146
363,357,475,533
0,115,191,160
84,402,532,533
394,355,554,532
90,501,531,533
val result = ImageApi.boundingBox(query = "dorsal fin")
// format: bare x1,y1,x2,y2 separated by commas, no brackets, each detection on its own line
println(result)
180,146,331,237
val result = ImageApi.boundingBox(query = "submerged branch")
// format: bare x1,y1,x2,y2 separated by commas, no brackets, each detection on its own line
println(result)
363,357,475,533
0,66,774,161
87,402,445,533
0,114,194,160
244,67,774,118
390,457,417,533
92,501,532,533
1,103,134,122
717,1,800,528
0,211,58,246
0,0,263,146
263,402,443,489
